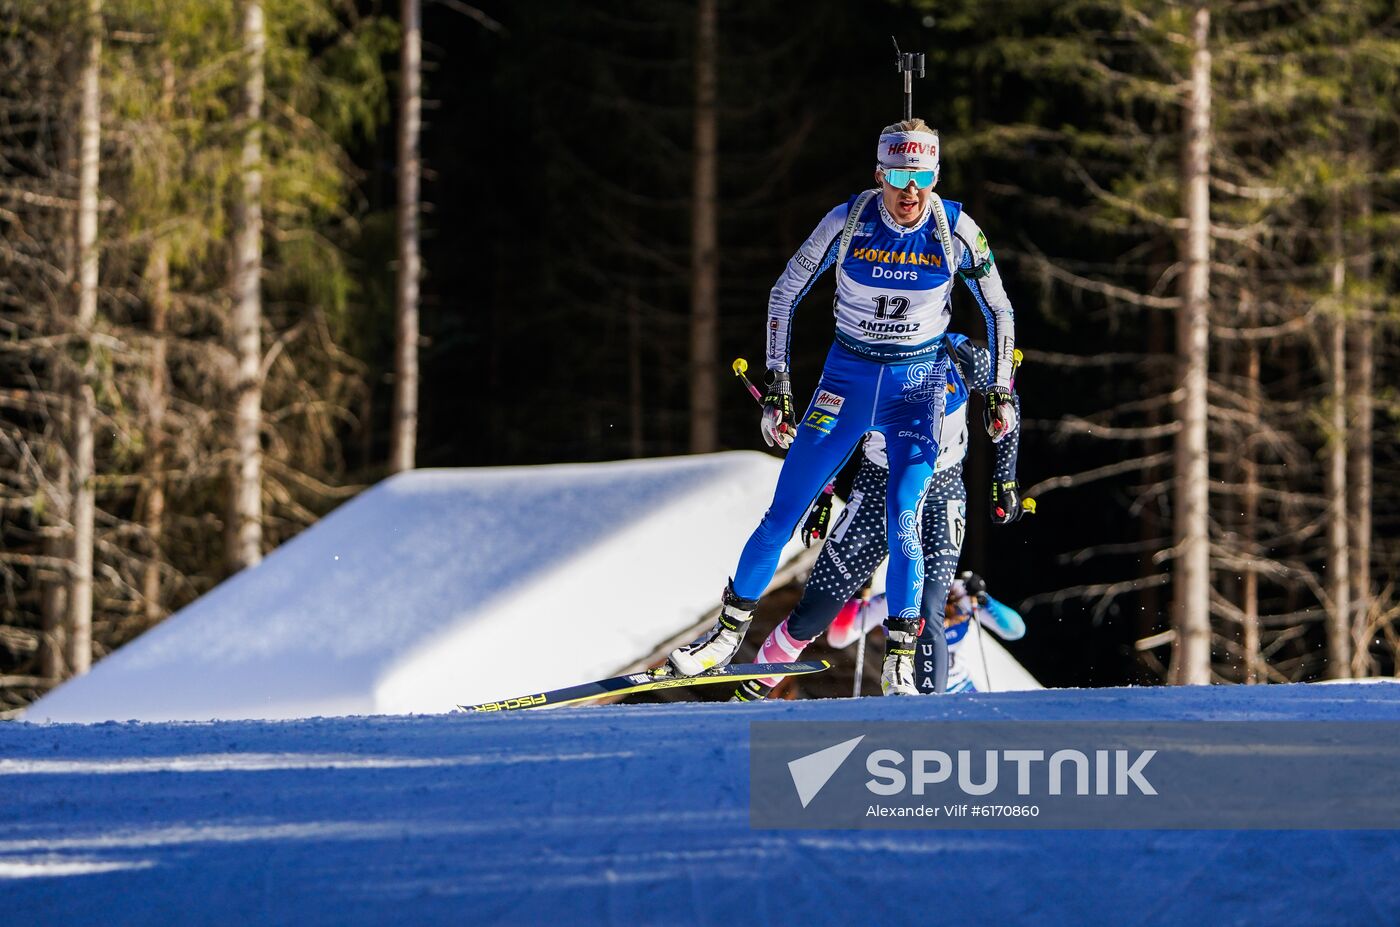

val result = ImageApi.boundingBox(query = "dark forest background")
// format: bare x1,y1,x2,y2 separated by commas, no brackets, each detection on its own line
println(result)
5,0,1398,714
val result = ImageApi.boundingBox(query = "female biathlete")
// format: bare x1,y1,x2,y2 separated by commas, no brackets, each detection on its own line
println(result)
668,118,1018,695
733,335,1023,700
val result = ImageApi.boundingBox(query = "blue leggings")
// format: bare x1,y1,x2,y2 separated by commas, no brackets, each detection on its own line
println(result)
732,340,948,623
788,461,966,694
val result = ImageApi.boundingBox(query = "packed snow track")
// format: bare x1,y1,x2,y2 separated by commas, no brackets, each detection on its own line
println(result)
3,684,1398,925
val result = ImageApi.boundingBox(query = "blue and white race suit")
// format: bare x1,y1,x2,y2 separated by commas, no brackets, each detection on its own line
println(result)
731,193,1016,625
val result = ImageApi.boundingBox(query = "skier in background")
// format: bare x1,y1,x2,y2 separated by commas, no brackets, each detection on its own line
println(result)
668,118,1018,695
940,572,1026,692
821,573,1026,694
731,336,1023,700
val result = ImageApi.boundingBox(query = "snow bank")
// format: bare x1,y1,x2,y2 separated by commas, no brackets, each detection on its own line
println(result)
28,453,806,722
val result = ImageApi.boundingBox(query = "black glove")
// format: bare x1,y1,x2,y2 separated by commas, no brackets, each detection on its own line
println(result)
761,371,796,449
990,478,1022,524
957,574,991,610
801,488,834,547
984,386,1018,443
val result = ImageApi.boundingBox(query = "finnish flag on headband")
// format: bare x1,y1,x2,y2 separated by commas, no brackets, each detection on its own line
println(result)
877,129,939,171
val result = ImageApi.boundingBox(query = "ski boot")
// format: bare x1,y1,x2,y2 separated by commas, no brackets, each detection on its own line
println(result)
881,618,920,696
729,679,772,703
668,580,758,677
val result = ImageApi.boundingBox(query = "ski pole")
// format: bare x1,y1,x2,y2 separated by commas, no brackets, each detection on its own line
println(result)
853,630,866,698
1006,350,1038,517
850,590,876,698
973,615,995,693
731,357,763,404
733,357,795,443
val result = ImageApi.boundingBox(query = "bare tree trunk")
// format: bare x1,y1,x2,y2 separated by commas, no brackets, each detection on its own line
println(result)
1240,285,1261,684
1349,183,1373,677
230,0,265,571
144,241,170,624
1324,199,1350,678
142,55,175,625
68,0,103,677
1216,299,1238,679
41,49,80,681
41,449,71,679
390,0,421,474
1169,4,1212,686
688,0,719,453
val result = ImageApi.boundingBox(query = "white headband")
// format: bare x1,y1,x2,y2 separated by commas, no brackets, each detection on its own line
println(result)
877,129,940,171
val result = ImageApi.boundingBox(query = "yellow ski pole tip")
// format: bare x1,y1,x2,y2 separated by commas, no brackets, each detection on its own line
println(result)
732,358,748,375
1022,497,1037,515
1013,349,1024,364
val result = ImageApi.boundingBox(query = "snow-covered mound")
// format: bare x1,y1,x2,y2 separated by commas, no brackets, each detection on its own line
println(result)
958,631,1040,691
28,453,808,722
3,684,1396,925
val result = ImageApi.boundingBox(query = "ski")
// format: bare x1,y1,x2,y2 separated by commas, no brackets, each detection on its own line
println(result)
458,660,831,712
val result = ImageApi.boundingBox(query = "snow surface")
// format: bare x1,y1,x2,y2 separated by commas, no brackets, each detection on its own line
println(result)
27,454,816,723
3,684,1397,925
